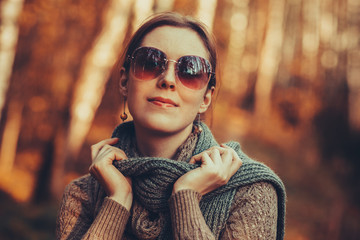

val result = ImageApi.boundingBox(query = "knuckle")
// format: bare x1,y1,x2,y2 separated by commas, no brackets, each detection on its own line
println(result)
202,151,209,158
225,148,234,155
209,146,218,153
217,174,228,185
227,148,234,154
229,147,236,153
91,162,100,170
89,164,96,174
213,148,220,154
235,156,243,165
92,160,106,170
221,148,230,155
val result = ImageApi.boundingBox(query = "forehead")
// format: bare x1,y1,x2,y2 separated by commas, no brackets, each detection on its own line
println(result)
140,26,209,59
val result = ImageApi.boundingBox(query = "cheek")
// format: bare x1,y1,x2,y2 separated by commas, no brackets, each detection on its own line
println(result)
180,89,206,110
180,86,207,103
126,81,145,110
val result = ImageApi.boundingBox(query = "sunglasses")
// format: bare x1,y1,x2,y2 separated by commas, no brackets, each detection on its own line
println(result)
128,47,213,90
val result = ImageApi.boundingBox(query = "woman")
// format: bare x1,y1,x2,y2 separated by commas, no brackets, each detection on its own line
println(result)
56,12,286,240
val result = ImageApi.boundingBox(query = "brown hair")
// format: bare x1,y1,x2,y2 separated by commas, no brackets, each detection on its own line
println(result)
120,12,217,89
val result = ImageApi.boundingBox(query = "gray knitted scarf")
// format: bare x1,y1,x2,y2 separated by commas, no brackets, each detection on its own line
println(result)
111,121,286,240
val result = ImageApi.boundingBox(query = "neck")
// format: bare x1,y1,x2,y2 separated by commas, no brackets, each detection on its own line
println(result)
134,123,193,159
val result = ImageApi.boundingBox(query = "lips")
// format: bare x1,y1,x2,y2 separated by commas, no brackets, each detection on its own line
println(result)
148,97,178,107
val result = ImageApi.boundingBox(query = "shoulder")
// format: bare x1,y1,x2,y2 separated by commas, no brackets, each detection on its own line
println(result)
230,181,278,211
64,174,92,191
222,182,279,239
60,174,106,217
63,174,98,202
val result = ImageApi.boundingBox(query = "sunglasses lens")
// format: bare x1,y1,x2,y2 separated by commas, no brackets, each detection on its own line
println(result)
177,56,211,90
131,47,165,80
130,47,212,90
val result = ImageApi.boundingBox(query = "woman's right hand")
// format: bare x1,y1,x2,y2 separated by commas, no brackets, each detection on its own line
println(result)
89,138,133,211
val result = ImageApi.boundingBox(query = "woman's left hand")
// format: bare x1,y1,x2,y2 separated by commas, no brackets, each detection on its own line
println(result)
173,144,242,196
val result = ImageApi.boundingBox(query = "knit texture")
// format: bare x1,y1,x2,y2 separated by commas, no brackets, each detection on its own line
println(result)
111,121,286,239
56,121,282,239
169,189,214,240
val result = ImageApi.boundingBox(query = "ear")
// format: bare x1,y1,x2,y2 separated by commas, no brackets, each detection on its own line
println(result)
119,67,128,97
198,86,215,114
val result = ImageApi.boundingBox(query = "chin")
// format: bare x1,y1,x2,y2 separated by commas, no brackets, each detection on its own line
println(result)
134,114,193,136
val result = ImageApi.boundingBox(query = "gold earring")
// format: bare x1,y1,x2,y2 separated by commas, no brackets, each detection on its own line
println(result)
120,98,128,122
194,113,203,134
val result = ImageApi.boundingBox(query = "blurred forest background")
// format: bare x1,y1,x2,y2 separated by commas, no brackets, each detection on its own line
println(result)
0,0,359,239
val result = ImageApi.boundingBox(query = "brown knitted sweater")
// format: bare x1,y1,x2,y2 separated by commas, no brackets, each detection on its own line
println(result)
56,129,278,239
57,175,277,239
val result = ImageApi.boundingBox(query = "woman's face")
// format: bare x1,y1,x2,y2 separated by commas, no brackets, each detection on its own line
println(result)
121,26,213,135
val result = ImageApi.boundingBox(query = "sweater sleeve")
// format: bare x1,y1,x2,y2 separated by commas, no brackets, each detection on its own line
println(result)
169,189,215,240
56,175,130,240
220,181,278,240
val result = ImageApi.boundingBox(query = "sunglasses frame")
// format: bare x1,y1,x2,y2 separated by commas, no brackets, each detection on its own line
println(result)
127,46,214,90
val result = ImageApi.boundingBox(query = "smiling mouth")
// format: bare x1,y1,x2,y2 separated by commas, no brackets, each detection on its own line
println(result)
148,97,178,107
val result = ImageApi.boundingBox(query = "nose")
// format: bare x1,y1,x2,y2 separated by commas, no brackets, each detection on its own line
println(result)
157,60,177,90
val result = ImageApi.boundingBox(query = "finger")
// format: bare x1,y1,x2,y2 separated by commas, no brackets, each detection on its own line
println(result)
220,144,235,155
219,145,238,161
190,152,213,166
190,148,218,164
89,150,128,176
97,146,127,162
209,146,226,155
93,144,112,162
89,162,126,194
97,143,124,158
190,146,225,164
112,149,127,161
94,138,119,149
200,152,213,166
227,148,241,164
232,152,242,167
221,149,233,166
217,145,242,173
189,153,203,164
229,153,243,176
208,148,222,165
97,144,117,155
91,138,119,159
